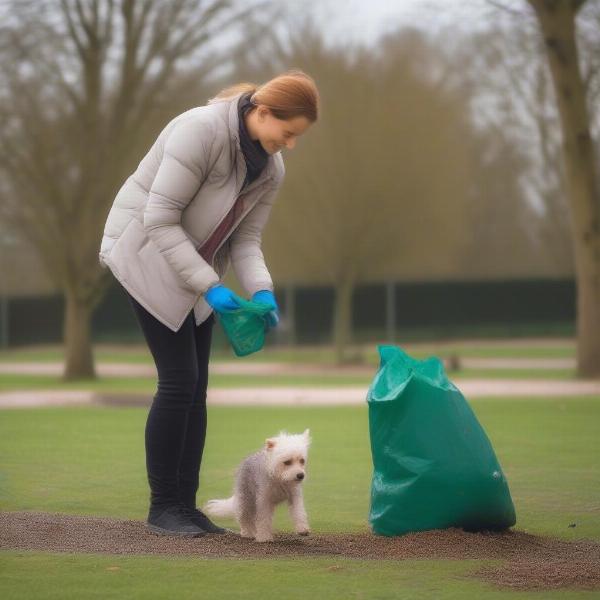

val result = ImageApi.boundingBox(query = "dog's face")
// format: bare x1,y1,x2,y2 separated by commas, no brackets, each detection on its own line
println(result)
265,429,311,483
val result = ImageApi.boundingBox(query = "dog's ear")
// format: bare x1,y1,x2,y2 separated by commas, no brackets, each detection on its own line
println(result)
265,438,277,451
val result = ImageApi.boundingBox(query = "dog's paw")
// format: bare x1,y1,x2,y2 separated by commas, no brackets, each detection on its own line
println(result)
296,528,310,536
254,534,274,543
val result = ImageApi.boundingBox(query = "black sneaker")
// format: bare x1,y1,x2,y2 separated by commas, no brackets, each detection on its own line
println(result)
147,504,207,537
183,506,228,534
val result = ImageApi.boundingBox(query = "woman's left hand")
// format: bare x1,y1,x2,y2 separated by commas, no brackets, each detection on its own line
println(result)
252,290,280,329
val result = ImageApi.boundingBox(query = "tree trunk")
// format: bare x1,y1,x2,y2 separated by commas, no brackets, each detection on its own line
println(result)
63,288,96,380
529,0,600,377
332,278,354,365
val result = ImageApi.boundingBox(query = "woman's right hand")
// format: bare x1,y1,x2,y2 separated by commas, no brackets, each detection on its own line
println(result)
204,285,241,312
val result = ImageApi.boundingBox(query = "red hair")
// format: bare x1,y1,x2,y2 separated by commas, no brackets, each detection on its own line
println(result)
210,70,319,123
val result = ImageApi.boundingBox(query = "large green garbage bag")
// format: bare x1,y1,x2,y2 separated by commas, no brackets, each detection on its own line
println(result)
367,345,516,536
217,293,273,357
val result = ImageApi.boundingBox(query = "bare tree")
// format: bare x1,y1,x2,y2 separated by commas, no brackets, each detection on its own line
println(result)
0,0,271,379
526,0,600,377
255,28,476,362
458,18,574,274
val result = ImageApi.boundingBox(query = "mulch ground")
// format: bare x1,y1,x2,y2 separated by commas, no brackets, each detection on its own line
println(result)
1,511,599,591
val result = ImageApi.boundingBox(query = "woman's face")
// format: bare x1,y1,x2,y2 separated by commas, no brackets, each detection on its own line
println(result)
254,107,312,155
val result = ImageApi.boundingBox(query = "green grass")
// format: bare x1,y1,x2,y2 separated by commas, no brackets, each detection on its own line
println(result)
3,553,596,600
0,400,598,537
1,399,598,599
450,368,576,380
0,368,579,394
0,339,576,365
0,373,373,393
8,553,598,600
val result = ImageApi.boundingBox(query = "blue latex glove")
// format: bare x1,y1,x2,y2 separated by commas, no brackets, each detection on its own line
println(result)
252,290,280,328
205,284,241,313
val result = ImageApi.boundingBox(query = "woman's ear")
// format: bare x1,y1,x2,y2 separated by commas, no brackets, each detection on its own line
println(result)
257,105,270,122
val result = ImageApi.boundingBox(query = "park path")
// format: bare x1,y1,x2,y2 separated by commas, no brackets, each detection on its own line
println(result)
0,357,577,378
1,348,598,408
0,378,599,409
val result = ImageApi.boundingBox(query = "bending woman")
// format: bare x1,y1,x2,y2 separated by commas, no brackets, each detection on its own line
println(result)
99,70,319,537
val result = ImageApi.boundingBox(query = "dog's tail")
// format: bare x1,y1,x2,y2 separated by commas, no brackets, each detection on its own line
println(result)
203,496,237,518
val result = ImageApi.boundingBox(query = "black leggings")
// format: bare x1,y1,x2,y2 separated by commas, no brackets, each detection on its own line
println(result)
126,290,214,510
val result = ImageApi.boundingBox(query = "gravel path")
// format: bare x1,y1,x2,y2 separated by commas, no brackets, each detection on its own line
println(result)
1,511,599,591
0,378,599,409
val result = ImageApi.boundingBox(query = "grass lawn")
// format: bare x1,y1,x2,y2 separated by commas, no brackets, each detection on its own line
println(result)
5,553,594,600
1,398,599,599
0,368,580,394
0,339,577,365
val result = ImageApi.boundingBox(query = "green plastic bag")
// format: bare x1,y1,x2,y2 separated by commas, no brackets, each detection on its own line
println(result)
217,293,273,357
367,345,516,536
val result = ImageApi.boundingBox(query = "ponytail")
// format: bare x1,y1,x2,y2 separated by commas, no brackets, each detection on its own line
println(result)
209,70,319,122
208,82,258,104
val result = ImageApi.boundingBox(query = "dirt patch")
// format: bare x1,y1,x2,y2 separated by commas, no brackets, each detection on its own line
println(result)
2,511,599,591
475,560,600,591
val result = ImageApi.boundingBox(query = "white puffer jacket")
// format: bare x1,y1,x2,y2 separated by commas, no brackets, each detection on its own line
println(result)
99,93,285,331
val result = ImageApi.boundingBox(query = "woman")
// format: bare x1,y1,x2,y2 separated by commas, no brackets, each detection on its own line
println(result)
99,70,319,537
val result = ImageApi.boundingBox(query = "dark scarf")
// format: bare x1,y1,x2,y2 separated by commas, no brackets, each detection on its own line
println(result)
238,92,269,187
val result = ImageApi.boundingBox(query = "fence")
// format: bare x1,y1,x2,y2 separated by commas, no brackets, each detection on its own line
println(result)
0,278,575,348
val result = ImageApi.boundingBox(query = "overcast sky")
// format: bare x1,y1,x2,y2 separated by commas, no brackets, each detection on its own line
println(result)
301,0,496,46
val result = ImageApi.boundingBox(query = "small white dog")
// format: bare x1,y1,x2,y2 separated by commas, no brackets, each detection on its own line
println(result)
203,429,311,542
